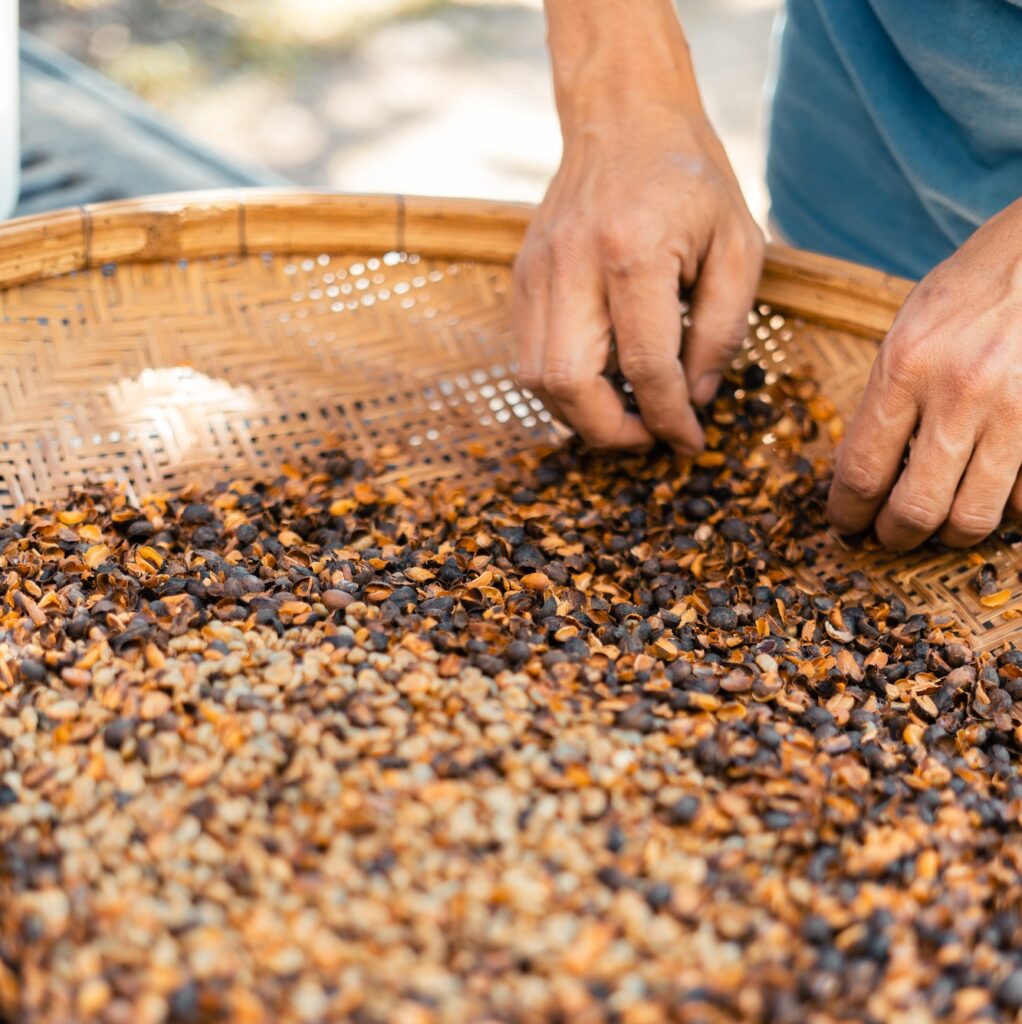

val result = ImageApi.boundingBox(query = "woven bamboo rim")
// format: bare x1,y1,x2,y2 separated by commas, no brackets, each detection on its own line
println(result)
0,190,914,336
3,189,1018,650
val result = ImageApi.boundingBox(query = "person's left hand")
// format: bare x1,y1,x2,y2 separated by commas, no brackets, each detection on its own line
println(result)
827,198,1022,550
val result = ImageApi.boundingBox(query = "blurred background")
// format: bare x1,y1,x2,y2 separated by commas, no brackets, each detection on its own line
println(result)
21,0,782,223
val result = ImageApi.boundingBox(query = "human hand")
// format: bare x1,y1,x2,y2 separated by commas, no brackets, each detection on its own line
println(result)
514,9,763,454
827,199,1022,549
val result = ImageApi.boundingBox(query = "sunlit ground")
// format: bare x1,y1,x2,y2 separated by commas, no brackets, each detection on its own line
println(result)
22,0,781,222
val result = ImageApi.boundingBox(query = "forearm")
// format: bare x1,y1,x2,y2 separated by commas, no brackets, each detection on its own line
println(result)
543,0,703,129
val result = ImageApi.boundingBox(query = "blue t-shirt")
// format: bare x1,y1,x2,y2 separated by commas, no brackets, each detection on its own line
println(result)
767,0,1022,278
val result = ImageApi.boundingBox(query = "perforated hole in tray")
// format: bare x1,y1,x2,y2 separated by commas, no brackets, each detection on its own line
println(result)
736,306,797,380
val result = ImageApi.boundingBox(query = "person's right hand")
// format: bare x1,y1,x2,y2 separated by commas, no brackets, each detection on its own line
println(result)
513,100,764,455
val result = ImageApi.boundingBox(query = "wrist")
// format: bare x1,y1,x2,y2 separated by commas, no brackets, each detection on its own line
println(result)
556,64,704,138
545,0,703,133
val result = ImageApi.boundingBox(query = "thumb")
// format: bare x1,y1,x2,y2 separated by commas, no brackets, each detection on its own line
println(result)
683,229,763,405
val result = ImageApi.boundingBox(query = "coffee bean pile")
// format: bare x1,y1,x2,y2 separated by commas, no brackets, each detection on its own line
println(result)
2,368,1022,1023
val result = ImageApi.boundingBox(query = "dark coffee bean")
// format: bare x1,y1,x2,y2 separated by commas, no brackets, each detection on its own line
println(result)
235,523,259,545
512,544,545,569
419,596,455,616
606,824,626,853
181,503,214,524
504,640,532,667
67,615,92,639
18,658,47,683
541,651,570,669
385,586,418,607
741,364,766,389
168,979,200,1021
706,607,738,630
596,866,630,891
763,810,792,830
103,717,135,750
324,634,354,650
666,795,700,825
617,701,656,732
473,654,505,677
803,705,834,729
997,971,1022,1010
646,883,673,911
719,518,753,543
801,914,831,945
545,562,569,585
683,498,713,522
126,519,154,540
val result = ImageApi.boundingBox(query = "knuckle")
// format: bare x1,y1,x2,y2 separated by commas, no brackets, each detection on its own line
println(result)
945,362,987,400
882,331,925,383
888,496,944,534
835,455,887,503
946,506,1000,541
577,423,616,450
641,413,687,446
597,223,647,275
516,367,544,392
618,349,670,385
542,365,583,400
688,313,748,354
734,221,766,263
907,273,945,309
546,224,583,272
716,318,752,353
634,401,673,431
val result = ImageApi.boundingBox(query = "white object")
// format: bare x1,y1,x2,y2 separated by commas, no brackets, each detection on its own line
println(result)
0,2,18,220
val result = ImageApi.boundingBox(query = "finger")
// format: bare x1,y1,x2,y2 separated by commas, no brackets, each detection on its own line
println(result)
512,243,550,394
684,227,763,405
605,265,704,454
543,262,655,451
512,247,573,429
938,433,1020,547
874,415,974,550
827,355,919,534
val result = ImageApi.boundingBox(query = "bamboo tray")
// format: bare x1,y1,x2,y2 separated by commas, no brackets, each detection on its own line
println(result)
0,190,1018,649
